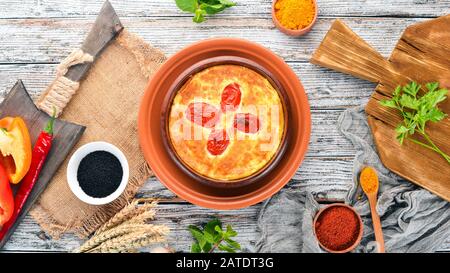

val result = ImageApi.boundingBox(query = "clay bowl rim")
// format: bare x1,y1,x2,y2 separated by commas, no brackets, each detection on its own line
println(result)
271,0,318,37
160,56,291,188
138,37,311,210
313,203,364,253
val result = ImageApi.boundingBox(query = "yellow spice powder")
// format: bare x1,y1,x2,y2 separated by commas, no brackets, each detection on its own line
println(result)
275,0,315,30
360,167,379,194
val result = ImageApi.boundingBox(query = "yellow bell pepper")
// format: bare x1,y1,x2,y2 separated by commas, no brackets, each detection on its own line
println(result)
0,117,32,184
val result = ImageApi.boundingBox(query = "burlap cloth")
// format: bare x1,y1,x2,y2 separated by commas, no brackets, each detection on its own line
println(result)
29,30,166,238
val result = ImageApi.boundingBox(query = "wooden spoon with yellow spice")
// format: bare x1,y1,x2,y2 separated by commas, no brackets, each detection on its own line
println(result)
360,167,385,253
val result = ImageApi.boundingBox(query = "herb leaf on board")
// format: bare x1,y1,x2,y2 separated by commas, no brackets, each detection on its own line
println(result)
175,0,236,23
189,218,241,253
380,81,449,163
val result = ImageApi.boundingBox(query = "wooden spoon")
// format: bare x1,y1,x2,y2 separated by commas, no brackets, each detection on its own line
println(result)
360,167,385,253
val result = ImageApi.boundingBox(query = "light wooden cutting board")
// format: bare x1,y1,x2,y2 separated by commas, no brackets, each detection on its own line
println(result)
311,16,450,201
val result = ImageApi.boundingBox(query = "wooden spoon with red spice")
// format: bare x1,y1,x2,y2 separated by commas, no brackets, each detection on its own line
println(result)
360,167,385,253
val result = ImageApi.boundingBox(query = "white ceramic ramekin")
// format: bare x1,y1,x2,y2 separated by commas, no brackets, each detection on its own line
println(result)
67,141,129,205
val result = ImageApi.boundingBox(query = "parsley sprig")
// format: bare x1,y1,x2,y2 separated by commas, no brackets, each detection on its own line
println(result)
380,81,449,164
175,0,236,23
189,218,241,253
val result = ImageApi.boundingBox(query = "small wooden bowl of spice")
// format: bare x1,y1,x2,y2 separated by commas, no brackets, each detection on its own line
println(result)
67,141,129,205
272,0,318,36
313,203,363,253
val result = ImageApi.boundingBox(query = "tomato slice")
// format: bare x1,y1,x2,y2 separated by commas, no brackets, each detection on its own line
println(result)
207,129,229,156
185,102,220,128
233,113,260,133
221,83,241,112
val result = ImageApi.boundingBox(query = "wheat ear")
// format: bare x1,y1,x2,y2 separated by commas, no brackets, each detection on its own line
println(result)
75,223,150,253
95,200,157,234
87,225,169,253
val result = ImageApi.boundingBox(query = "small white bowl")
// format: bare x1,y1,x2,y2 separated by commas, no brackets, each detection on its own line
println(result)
67,141,129,205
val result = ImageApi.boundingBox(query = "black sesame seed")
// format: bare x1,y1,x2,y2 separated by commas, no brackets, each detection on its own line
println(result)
77,151,123,198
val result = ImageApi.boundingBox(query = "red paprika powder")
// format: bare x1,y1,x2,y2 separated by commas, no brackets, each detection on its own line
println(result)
314,205,361,251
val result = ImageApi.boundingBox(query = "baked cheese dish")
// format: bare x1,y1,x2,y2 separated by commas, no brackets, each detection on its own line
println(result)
168,64,284,182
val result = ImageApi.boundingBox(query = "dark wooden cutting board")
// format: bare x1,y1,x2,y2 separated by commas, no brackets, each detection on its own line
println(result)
311,16,450,201
0,81,85,247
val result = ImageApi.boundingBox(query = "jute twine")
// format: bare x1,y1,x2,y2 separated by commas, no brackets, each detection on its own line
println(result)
37,49,93,117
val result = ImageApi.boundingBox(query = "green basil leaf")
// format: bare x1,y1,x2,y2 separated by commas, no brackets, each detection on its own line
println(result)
175,0,198,13
188,219,240,253
200,0,235,6
225,224,238,237
202,242,212,252
218,243,236,253
214,225,223,234
205,218,222,235
188,225,206,247
199,0,220,3
189,225,204,236
203,232,215,244
218,0,236,6
213,234,222,243
224,238,241,249
191,243,202,253
200,3,227,14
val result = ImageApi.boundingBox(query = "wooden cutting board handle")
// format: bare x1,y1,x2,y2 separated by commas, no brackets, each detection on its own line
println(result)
311,20,409,91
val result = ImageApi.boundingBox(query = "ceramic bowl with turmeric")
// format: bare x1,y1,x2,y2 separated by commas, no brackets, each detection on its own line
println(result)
271,0,318,36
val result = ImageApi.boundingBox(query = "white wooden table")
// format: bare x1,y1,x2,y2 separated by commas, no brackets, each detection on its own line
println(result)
0,0,448,252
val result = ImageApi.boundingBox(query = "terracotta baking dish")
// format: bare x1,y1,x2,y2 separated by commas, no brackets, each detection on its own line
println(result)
161,56,290,187
138,38,311,209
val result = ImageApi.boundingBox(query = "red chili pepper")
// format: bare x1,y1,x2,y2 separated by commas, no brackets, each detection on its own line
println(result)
0,113,54,240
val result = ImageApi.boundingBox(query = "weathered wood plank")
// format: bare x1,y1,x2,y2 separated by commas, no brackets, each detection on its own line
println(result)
3,203,450,252
0,0,448,19
0,63,375,109
0,17,426,63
